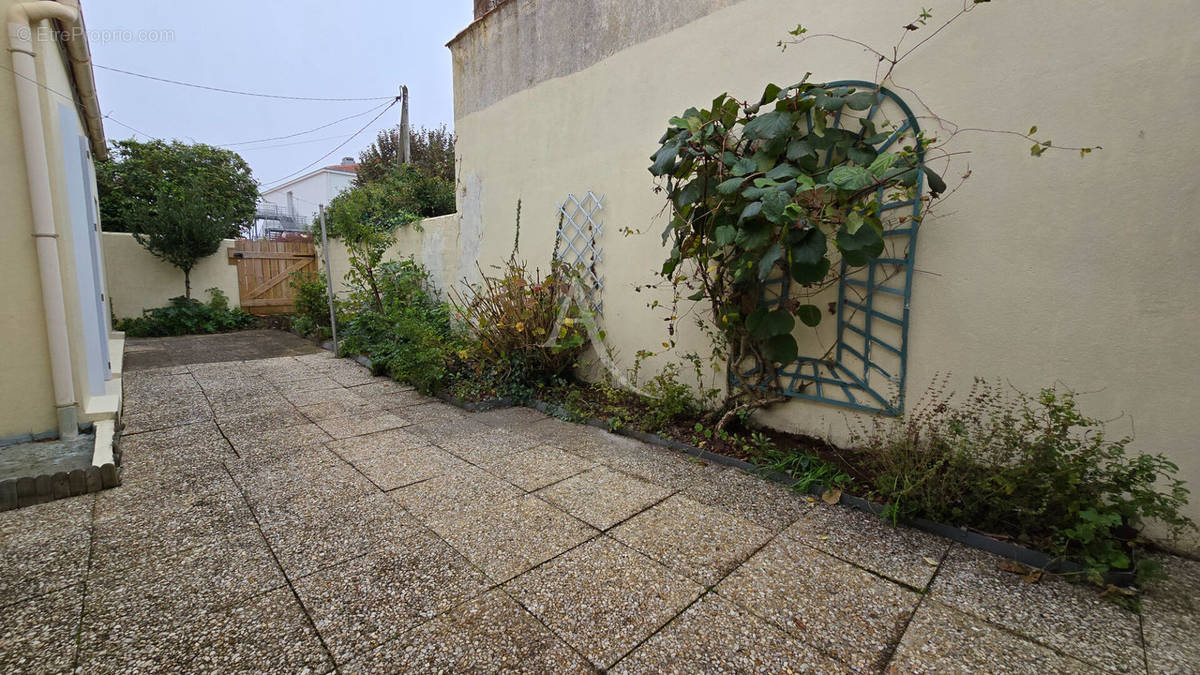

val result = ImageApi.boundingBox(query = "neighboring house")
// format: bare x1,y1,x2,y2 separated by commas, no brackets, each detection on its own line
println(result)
256,158,357,237
447,0,1200,542
1,0,120,452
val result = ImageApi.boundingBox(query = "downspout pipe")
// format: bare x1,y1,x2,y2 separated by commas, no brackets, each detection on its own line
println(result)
7,1,85,439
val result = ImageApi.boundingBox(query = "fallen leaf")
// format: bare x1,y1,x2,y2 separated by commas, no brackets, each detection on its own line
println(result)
1022,569,1044,584
818,534,830,541
922,556,939,567
821,488,842,504
996,560,1034,576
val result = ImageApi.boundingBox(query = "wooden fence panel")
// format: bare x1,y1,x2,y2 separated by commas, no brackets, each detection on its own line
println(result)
227,239,317,314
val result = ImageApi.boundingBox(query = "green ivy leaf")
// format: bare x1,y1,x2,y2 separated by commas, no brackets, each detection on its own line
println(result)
829,165,875,191
796,304,823,327
764,333,799,364
742,111,796,141
787,139,814,161
760,83,783,105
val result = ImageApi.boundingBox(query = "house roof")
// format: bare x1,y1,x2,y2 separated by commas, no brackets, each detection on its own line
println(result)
322,162,359,173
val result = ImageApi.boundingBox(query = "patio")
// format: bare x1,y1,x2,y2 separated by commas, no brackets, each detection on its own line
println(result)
1,333,1196,673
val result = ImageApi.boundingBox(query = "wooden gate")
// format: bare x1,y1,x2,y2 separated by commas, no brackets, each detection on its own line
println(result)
227,239,318,315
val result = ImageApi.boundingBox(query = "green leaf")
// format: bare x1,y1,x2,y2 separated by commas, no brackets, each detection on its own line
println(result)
739,201,762,222
765,163,801,181
649,140,681,175
791,257,831,284
742,111,796,142
815,93,845,111
789,227,826,265
764,334,799,364
761,190,791,224
837,223,884,266
922,166,947,194
844,90,876,111
786,139,814,161
736,222,770,250
717,177,745,195
863,132,890,145
731,157,757,176
868,152,901,177
674,179,703,209
758,242,784,280
847,145,877,166
796,304,822,327
714,224,736,246
829,165,875,191
747,307,794,339
845,211,865,235
812,110,827,137
760,83,782,105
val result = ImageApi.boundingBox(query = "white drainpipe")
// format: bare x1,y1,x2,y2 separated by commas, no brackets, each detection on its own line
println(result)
7,1,87,439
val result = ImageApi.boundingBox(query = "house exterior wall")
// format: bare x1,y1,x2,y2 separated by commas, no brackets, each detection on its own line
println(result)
102,233,241,319
449,0,1200,544
260,169,356,223
0,0,117,440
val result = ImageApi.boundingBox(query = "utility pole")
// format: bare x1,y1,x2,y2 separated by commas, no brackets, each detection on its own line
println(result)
318,204,338,355
399,84,410,165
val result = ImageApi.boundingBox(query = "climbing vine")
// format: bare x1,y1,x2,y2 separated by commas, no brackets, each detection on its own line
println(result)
648,2,1097,426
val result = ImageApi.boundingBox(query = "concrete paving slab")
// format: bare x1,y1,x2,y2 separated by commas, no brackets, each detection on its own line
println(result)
612,591,849,674
504,536,703,670
610,494,773,586
344,589,591,673
888,599,1096,674
293,530,491,663
535,465,671,530
716,534,920,671
929,545,1144,673
487,444,595,491
0,496,92,605
0,583,82,673
783,502,951,589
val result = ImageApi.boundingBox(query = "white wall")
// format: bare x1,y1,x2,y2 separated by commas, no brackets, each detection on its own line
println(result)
260,169,356,223
449,0,1200,546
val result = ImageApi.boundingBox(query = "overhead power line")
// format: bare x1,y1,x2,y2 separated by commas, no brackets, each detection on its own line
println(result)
259,98,398,189
93,63,396,102
217,100,394,147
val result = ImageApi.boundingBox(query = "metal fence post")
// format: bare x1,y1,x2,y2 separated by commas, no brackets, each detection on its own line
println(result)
319,204,338,355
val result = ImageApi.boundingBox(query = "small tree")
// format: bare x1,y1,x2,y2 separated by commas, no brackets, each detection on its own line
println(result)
97,139,258,297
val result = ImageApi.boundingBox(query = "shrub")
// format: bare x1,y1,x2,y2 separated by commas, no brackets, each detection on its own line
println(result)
289,272,330,337
853,378,1195,582
337,259,460,394
116,288,254,337
451,258,587,390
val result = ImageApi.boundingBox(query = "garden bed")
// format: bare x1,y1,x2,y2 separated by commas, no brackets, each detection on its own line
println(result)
323,341,1130,584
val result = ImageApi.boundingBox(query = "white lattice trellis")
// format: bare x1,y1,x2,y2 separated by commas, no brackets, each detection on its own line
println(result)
555,192,605,313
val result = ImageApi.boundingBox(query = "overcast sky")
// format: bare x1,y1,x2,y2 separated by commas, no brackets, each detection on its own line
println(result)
86,0,474,190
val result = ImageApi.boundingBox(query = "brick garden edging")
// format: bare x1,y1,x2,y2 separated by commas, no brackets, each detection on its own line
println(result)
0,462,120,512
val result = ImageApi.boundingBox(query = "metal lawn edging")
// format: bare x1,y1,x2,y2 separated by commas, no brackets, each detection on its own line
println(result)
321,344,1114,582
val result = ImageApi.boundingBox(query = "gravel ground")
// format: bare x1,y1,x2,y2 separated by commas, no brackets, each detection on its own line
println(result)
1,332,1196,673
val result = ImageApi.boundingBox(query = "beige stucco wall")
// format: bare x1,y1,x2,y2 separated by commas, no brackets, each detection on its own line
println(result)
450,0,1200,544
1,2,114,439
320,213,463,299
102,233,242,319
